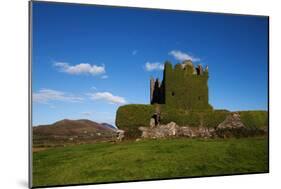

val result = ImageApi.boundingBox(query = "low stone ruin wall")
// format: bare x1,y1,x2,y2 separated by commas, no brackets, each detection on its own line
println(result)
138,112,267,139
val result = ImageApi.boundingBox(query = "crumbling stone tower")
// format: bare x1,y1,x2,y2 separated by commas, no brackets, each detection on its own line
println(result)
150,60,212,110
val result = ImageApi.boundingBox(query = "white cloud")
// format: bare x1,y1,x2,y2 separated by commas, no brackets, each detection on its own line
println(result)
54,62,105,76
145,62,164,71
88,92,127,105
33,89,83,104
101,75,109,79
132,50,138,55
169,50,200,62
81,112,93,116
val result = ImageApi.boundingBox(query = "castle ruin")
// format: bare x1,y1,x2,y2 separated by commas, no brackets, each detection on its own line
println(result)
150,60,212,110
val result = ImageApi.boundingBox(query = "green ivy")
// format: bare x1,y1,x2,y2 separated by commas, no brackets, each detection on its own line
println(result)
115,104,155,138
238,111,268,129
164,62,213,111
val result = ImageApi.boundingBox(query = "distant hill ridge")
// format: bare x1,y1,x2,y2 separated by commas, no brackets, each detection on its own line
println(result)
101,123,117,130
33,119,116,136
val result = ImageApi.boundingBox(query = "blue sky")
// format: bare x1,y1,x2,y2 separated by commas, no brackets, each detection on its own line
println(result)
32,2,268,126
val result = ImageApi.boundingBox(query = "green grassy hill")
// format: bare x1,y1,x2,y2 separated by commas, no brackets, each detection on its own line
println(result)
33,137,268,187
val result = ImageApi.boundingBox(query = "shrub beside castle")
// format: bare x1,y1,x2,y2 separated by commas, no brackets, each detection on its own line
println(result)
116,60,268,138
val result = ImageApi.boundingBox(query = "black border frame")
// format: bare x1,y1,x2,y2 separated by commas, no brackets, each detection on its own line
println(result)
28,0,270,188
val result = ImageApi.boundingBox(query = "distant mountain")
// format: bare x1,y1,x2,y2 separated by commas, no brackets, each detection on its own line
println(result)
33,119,117,147
33,119,115,136
101,123,117,130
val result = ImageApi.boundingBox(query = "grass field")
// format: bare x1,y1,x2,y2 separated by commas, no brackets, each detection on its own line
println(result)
33,137,268,187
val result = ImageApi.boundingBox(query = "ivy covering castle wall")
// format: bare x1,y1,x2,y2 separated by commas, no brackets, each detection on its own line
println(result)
150,60,213,110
